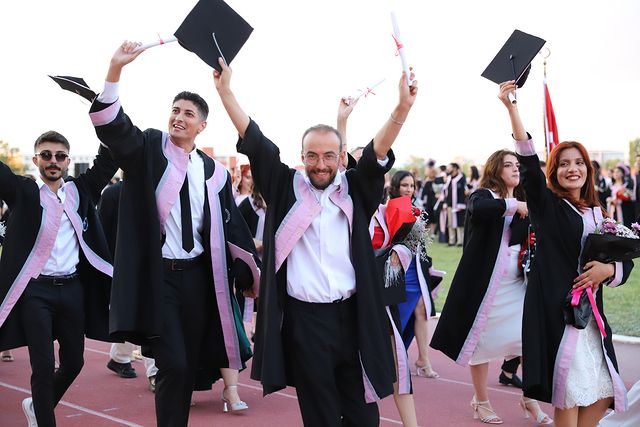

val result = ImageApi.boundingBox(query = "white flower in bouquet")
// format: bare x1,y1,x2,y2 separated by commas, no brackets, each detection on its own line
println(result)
597,218,640,239
402,216,433,261
0,221,5,239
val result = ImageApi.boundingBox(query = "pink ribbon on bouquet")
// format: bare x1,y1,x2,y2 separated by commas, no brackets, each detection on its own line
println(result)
570,287,607,337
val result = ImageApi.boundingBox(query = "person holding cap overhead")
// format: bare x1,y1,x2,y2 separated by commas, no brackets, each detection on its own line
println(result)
0,130,116,427
88,39,260,426
498,79,633,427
213,56,418,426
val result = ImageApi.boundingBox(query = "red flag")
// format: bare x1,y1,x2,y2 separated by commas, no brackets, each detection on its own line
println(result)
543,79,559,157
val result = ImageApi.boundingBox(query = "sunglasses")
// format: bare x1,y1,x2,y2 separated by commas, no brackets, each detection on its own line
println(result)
35,151,69,162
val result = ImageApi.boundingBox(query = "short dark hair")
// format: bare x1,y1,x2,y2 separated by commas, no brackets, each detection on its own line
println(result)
301,124,343,152
34,131,70,152
173,91,209,120
449,162,460,170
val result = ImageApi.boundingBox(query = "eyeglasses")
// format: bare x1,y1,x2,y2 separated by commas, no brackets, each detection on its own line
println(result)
304,152,339,166
35,151,69,162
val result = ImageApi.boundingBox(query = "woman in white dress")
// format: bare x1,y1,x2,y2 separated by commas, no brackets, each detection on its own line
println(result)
431,150,551,424
499,80,633,427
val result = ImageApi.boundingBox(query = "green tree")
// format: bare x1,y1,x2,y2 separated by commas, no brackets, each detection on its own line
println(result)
629,137,640,165
0,140,25,174
401,155,427,177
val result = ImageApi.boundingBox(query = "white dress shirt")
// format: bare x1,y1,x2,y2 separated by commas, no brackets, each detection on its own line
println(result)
37,178,80,276
286,172,356,303
161,151,206,259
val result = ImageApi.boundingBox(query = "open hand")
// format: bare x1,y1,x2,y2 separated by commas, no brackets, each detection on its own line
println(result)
573,261,615,291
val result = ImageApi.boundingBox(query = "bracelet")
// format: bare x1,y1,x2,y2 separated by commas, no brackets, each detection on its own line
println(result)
389,113,404,125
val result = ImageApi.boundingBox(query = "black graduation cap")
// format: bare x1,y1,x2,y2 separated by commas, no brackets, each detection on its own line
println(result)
174,0,253,72
481,30,546,88
48,75,97,102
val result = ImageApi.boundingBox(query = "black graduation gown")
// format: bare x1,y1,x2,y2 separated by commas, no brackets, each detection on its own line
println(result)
238,196,259,237
445,173,467,227
0,147,116,350
431,188,528,364
239,119,396,402
98,181,122,255
89,99,259,377
516,142,633,408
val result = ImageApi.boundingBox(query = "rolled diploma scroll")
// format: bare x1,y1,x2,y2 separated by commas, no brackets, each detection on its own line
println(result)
508,91,517,104
391,12,411,85
349,78,386,104
134,35,178,51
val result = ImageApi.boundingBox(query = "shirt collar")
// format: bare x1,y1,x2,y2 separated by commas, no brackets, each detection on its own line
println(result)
36,176,65,193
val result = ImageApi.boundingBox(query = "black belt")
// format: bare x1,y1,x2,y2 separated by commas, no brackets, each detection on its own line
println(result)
285,294,356,313
162,255,205,271
32,273,79,286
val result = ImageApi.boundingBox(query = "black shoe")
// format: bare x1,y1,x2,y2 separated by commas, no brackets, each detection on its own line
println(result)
107,359,137,378
148,375,156,393
499,371,523,388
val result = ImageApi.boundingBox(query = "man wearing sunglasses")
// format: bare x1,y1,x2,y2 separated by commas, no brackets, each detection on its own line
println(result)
87,41,260,426
0,130,117,426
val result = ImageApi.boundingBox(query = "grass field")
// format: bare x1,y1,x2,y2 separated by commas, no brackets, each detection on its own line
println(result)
428,242,640,337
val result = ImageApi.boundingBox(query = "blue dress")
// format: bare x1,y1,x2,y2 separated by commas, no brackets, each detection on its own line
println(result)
397,259,424,349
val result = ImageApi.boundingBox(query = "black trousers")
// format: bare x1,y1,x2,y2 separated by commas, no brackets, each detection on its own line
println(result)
150,260,218,427
283,296,379,427
20,278,85,427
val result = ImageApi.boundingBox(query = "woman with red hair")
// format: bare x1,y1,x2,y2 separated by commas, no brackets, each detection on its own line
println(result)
499,80,633,427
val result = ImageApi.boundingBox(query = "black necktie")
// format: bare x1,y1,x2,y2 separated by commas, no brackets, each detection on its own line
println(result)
179,175,194,253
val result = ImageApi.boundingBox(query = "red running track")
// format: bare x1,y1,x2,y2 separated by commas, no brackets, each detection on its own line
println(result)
1,318,639,426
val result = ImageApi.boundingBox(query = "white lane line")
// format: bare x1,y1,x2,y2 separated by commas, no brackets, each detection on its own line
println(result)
85,346,110,356
88,346,412,425
0,381,144,427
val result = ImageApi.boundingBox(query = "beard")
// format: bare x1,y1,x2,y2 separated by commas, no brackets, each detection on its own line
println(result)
307,167,337,190
40,165,64,182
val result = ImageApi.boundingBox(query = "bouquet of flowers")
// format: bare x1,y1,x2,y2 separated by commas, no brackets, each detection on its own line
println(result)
581,218,640,265
0,220,6,246
565,218,640,336
375,196,433,306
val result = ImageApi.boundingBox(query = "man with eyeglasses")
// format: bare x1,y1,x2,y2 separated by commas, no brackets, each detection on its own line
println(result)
0,130,116,426
214,56,418,427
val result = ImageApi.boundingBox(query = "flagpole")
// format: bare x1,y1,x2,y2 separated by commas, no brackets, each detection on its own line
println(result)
542,48,551,161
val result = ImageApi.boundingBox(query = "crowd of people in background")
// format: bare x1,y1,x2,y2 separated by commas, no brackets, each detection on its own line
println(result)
398,155,640,246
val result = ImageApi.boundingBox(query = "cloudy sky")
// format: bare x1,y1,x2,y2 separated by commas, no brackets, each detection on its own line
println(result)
1,0,639,168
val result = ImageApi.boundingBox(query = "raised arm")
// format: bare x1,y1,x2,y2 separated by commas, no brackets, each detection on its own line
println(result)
498,81,547,210
371,70,418,159
89,41,148,172
213,58,250,138
212,58,292,204
0,161,20,207
105,41,145,84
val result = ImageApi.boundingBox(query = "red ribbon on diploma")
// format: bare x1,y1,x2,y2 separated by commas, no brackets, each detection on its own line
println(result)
392,34,403,55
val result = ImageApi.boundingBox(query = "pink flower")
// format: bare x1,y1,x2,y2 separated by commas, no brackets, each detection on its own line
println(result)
601,218,618,234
